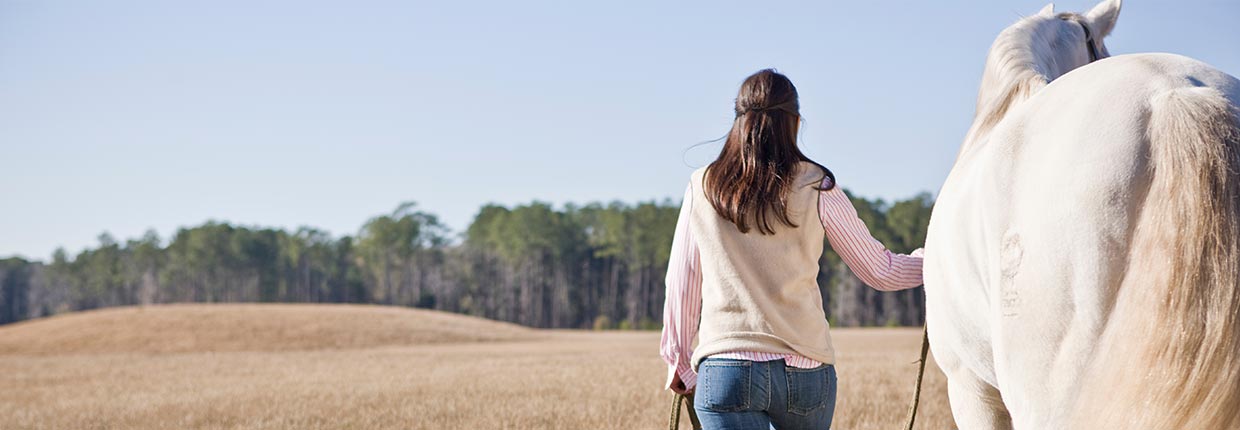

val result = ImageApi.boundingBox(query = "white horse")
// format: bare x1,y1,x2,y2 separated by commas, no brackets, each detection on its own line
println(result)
924,0,1240,428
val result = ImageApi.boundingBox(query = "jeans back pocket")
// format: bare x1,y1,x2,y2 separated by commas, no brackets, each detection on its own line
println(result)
786,364,834,416
700,359,752,412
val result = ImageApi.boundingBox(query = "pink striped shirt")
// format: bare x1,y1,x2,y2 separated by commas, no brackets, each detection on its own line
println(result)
660,177,925,391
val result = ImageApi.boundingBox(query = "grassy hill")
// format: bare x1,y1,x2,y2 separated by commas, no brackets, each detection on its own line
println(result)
0,304,955,429
0,303,540,355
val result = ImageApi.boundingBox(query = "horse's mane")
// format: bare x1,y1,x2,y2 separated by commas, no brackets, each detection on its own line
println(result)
964,14,1088,149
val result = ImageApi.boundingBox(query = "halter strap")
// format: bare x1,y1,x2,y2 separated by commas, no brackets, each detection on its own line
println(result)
1078,20,1100,62
1060,15,1101,63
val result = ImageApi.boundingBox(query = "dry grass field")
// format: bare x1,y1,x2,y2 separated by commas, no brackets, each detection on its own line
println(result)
0,304,954,429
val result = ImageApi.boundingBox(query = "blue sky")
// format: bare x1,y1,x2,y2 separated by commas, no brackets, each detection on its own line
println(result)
2,0,1238,261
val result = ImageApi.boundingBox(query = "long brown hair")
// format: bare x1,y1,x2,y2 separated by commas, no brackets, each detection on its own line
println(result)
704,69,835,235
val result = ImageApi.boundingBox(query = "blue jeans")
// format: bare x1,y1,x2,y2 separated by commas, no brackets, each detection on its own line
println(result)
694,358,837,430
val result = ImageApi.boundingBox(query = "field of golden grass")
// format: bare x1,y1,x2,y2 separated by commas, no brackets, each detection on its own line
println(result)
0,304,954,429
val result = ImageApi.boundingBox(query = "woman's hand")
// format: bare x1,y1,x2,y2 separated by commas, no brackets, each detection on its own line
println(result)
669,371,695,395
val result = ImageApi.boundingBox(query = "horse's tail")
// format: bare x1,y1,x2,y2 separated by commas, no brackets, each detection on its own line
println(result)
1072,86,1240,429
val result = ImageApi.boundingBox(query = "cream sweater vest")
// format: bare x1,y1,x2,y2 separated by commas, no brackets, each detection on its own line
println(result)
689,162,836,369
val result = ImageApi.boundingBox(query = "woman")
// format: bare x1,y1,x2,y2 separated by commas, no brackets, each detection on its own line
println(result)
660,69,924,429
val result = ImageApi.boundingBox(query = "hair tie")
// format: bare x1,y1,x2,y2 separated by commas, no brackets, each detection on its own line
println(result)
735,100,798,117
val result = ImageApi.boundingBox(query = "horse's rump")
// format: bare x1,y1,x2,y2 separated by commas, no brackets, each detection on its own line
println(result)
1072,84,1240,429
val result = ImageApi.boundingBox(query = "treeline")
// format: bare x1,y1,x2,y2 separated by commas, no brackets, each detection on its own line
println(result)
0,191,933,328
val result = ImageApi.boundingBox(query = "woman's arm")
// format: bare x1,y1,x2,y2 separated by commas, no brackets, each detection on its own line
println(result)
659,183,702,393
819,179,924,291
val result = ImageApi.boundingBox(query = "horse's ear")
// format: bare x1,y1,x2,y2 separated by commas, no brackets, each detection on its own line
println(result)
1086,0,1121,38
1038,3,1055,16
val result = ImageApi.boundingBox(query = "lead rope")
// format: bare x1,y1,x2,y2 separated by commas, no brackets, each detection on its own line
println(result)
904,325,931,430
669,393,702,430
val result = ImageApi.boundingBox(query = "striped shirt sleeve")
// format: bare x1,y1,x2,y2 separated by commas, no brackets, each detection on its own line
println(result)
659,183,702,391
818,178,924,291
